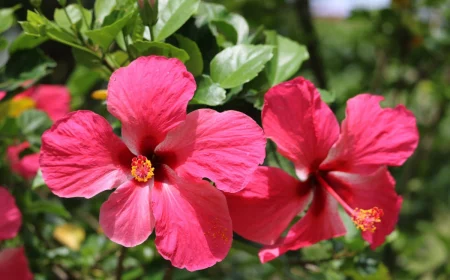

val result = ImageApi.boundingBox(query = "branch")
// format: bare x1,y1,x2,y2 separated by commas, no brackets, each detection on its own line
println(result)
295,0,328,89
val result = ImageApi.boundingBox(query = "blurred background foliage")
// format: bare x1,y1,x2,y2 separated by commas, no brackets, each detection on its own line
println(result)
0,0,449,279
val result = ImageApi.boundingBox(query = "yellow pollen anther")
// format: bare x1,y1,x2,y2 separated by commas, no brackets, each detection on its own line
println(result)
352,207,384,233
131,155,154,182
91,89,108,100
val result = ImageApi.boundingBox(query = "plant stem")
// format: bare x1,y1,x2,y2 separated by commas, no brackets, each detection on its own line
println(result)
163,262,174,280
149,26,155,41
115,246,127,280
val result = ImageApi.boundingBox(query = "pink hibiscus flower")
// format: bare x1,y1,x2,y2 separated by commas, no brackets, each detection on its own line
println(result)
39,56,266,271
0,187,33,280
4,85,70,180
6,142,40,180
11,85,71,122
226,77,419,263
0,247,33,280
0,187,22,241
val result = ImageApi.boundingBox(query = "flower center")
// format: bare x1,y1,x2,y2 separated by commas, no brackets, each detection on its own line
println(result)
351,207,384,233
131,155,154,182
316,176,384,233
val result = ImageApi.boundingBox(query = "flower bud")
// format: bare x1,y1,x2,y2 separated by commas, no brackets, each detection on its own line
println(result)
138,0,158,28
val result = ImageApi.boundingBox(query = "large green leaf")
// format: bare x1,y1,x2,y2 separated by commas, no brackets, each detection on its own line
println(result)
16,109,52,136
195,2,227,27
0,5,21,33
153,0,201,41
130,41,189,62
26,200,72,219
265,31,309,86
94,0,117,26
190,75,226,106
9,33,47,53
0,49,56,91
84,11,133,50
54,4,92,32
210,44,273,89
175,34,203,76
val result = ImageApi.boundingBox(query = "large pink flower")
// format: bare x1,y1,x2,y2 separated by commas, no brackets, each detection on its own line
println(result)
0,187,22,241
12,85,70,121
226,77,418,263
39,56,266,271
0,247,33,280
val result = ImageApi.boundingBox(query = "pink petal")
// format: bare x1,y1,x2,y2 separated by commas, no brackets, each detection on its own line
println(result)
0,91,5,100
226,166,311,245
155,109,265,193
107,56,196,155
152,166,232,271
40,111,134,198
259,186,346,263
0,187,22,241
100,179,154,247
326,168,402,249
32,85,71,121
6,142,39,180
0,247,33,280
321,94,419,172
262,77,339,181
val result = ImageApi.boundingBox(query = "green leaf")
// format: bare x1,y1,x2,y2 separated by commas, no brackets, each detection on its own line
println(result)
190,75,226,106
0,37,7,50
174,34,203,76
265,140,296,177
67,66,102,109
345,264,391,280
16,109,52,136
54,4,92,32
26,200,72,219
130,41,189,62
32,169,46,190
210,44,273,89
153,0,201,41
84,11,133,50
226,13,249,44
0,5,21,33
195,2,227,27
265,31,309,86
19,10,46,37
94,0,117,26
318,88,336,104
0,49,56,91
9,33,47,53
71,48,111,80
209,20,238,47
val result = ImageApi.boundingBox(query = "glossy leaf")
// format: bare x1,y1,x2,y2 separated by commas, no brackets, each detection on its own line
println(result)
54,4,92,32
265,30,309,86
94,0,117,26
0,49,56,91
0,5,21,33
153,0,201,41
130,41,189,62
175,34,203,76
190,75,226,106
84,11,133,50
210,44,273,89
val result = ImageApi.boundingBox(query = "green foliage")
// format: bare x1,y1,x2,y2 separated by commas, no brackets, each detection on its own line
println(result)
1,0,449,279
210,44,273,89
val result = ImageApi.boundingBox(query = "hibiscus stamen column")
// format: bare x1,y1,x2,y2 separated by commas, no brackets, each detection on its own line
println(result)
317,176,383,233
131,155,154,182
